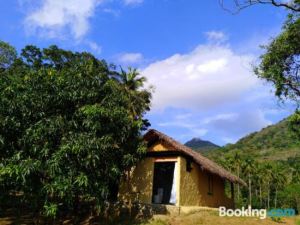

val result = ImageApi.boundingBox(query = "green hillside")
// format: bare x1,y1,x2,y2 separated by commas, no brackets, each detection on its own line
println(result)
202,117,300,210
184,138,219,153
206,117,300,161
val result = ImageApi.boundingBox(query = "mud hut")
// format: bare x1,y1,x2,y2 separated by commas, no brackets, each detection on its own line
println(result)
118,129,245,210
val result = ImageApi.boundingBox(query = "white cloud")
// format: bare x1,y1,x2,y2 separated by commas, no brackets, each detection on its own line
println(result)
196,58,228,74
117,52,144,64
158,121,193,129
157,113,208,137
203,113,238,124
154,109,272,144
205,31,228,43
103,8,120,17
24,0,103,39
86,41,102,54
144,31,290,145
203,110,272,137
142,44,259,111
174,113,192,120
192,128,208,136
158,121,208,137
123,0,144,6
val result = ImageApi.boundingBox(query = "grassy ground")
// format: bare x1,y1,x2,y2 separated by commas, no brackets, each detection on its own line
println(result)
0,210,299,225
140,211,300,225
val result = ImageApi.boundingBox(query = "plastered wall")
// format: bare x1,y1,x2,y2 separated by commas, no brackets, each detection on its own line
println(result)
118,157,154,204
118,141,234,208
179,156,234,208
148,141,174,152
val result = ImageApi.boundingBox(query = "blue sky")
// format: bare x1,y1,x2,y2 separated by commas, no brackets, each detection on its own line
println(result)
0,0,295,145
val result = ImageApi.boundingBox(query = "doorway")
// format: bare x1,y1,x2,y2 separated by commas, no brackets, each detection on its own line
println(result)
152,162,176,204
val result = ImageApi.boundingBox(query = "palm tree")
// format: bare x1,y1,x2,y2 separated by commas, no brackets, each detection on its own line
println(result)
233,152,242,202
256,165,265,208
117,67,152,118
119,67,146,90
242,158,256,206
115,67,152,215
263,163,273,209
290,159,300,183
272,165,287,208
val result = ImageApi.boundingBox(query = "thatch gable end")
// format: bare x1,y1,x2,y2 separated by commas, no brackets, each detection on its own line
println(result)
144,129,246,186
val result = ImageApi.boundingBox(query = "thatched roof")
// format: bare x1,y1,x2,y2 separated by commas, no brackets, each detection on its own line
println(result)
144,129,246,186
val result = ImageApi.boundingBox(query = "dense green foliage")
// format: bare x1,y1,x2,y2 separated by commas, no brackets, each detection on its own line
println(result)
289,110,300,138
255,8,300,136
0,41,17,69
206,117,300,212
184,138,219,153
255,12,300,103
0,42,151,218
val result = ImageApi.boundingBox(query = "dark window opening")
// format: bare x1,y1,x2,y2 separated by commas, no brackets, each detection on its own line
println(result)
186,158,192,172
152,162,175,204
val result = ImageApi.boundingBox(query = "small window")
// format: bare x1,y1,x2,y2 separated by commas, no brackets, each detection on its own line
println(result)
186,158,192,172
208,174,213,195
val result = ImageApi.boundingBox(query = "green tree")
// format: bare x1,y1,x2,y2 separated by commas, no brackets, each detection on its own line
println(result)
0,43,152,218
232,152,243,202
242,158,256,206
117,67,151,118
0,41,17,69
255,164,265,208
289,110,300,138
254,11,300,136
262,163,274,209
272,165,287,208
279,184,300,213
255,13,300,104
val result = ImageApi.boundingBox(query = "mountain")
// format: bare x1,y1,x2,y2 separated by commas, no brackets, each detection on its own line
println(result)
206,117,300,161
184,138,220,153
